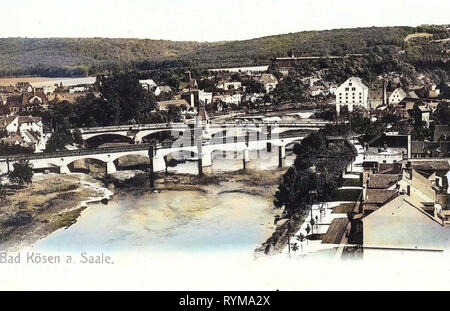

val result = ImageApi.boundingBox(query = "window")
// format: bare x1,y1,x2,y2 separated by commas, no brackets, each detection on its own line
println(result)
352,87,356,91
345,87,349,91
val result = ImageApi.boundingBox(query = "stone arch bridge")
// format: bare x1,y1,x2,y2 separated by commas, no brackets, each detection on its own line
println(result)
0,133,305,176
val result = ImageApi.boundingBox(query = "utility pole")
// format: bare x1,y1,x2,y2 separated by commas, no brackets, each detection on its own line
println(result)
148,145,155,188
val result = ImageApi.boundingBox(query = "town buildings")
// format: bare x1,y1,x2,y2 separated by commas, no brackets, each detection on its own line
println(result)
0,115,46,152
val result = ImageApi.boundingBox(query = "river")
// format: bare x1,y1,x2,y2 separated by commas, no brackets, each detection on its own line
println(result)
29,147,296,254
32,190,275,253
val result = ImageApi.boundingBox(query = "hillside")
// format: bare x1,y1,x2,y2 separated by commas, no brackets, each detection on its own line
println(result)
0,25,448,77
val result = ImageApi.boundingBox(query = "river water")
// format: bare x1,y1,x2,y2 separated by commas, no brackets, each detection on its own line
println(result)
30,148,296,254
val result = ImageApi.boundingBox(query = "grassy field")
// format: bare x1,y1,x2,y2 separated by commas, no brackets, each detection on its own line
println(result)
334,189,362,202
341,178,362,187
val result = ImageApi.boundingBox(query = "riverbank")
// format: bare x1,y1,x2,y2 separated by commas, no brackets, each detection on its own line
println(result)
0,166,289,252
156,169,287,201
0,173,112,251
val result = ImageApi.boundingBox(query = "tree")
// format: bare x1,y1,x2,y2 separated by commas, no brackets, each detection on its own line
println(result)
45,130,73,152
309,218,316,235
305,224,311,236
8,160,33,186
72,128,84,145
296,233,306,251
290,243,299,253
243,80,266,94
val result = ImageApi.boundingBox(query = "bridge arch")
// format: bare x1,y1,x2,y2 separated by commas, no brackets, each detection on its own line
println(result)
85,133,133,148
134,128,189,143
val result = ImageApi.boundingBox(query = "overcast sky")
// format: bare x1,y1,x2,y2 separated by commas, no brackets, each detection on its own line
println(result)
1,0,448,41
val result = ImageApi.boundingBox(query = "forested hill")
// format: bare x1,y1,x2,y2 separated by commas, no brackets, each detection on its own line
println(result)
0,25,448,77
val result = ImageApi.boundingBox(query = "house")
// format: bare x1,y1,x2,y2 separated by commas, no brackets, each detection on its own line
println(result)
42,85,57,96
352,159,450,254
69,86,87,94
411,141,427,158
398,169,437,206
213,93,242,106
257,74,278,93
323,82,336,95
388,87,407,105
418,105,431,126
15,82,32,93
6,91,50,113
368,86,386,109
428,84,441,98
5,95,22,114
398,101,415,119
199,90,213,105
139,79,160,96
362,194,450,251
156,99,190,111
217,80,242,91
1,134,25,146
310,85,327,97
0,115,45,151
335,77,369,114
158,86,172,93
364,133,411,162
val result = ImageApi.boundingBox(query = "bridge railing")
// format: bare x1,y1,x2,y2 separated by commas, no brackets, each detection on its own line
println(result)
78,119,330,133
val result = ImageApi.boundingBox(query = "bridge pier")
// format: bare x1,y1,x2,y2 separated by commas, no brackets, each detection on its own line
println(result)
197,152,212,176
278,145,286,168
242,149,250,171
106,161,117,175
60,165,71,174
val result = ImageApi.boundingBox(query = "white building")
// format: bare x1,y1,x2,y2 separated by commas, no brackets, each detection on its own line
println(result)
335,77,369,114
199,90,213,105
69,86,87,94
139,79,161,96
42,85,57,96
388,87,407,105
217,81,242,91
213,93,242,106
258,74,278,93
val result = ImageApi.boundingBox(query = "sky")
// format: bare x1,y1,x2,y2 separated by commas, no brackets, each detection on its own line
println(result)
0,0,448,42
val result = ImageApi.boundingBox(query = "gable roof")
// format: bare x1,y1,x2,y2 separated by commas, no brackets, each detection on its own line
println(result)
158,85,172,93
258,74,278,84
340,76,368,90
363,195,443,226
366,189,397,204
368,174,399,189
411,141,425,154
321,218,349,244
0,116,17,129
391,87,407,98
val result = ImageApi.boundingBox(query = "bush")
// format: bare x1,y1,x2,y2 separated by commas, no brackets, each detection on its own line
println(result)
8,160,33,186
